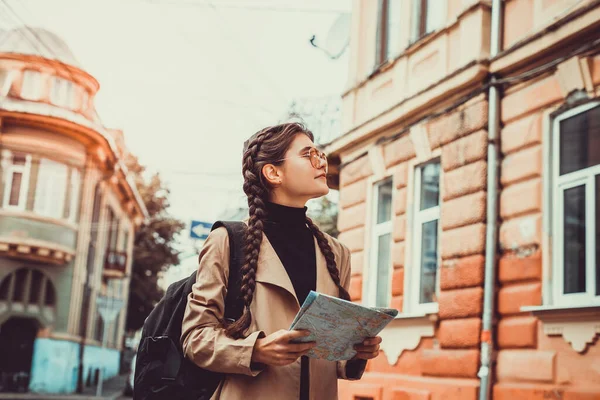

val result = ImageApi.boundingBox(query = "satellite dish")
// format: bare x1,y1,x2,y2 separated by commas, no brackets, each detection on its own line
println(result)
310,13,351,59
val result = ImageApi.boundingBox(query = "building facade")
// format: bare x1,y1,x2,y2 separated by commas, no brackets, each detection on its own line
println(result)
326,0,600,398
0,28,147,394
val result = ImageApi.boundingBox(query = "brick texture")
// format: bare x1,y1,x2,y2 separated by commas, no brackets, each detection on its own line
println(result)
501,112,543,155
340,179,367,209
500,178,542,219
501,145,542,187
499,250,542,283
391,268,404,296
498,282,542,315
394,187,408,215
340,155,373,187
501,75,563,123
499,214,542,252
442,160,487,201
441,223,486,259
438,287,483,319
426,98,488,148
338,227,365,252
350,276,363,301
391,295,403,311
338,202,366,232
496,350,556,383
420,349,480,378
498,316,538,349
384,135,416,168
391,388,431,400
441,191,486,230
392,215,406,242
495,384,600,400
394,162,409,189
392,241,406,268
440,255,485,290
439,318,481,348
441,129,487,172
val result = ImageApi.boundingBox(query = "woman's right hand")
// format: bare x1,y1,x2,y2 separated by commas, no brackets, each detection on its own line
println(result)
251,329,316,366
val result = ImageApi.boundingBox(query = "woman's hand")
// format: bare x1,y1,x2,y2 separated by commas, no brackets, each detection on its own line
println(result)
251,329,316,366
352,336,382,360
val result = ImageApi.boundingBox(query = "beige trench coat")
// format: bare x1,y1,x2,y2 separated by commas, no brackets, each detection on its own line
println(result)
181,226,365,400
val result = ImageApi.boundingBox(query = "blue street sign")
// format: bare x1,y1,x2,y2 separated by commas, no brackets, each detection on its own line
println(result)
190,220,212,240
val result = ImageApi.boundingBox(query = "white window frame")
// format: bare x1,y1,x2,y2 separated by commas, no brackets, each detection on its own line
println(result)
21,70,43,100
408,160,441,315
34,158,69,219
0,69,15,96
68,167,81,223
552,102,600,307
366,177,394,307
2,152,32,210
411,0,446,42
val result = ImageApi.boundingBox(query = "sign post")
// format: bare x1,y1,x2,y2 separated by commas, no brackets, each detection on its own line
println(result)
95,295,124,397
190,220,212,241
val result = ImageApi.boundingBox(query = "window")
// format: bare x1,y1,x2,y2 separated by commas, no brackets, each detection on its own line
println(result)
552,103,600,306
50,76,75,108
367,179,393,307
2,152,31,210
106,208,119,252
21,70,43,100
411,0,445,42
375,0,402,67
410,162,441,314
67,168,81,222
34,158,68,219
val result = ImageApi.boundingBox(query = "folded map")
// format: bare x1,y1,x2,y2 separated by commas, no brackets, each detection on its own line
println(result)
289,291,398,361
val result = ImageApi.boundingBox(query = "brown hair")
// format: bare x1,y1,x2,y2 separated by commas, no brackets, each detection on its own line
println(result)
224,122,350,339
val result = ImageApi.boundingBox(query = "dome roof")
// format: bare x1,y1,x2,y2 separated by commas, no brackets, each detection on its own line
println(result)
0,27,81,68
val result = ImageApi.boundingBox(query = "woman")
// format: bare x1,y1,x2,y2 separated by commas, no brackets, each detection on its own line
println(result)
181,123,382,399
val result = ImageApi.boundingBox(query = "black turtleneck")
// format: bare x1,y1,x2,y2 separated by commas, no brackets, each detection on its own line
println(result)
262,201,315,400
262,201,316,306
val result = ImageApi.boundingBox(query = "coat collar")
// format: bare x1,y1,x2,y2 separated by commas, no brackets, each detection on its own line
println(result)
255,233,338,308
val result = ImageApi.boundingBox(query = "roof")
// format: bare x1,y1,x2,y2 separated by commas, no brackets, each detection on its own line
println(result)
0,27,82,68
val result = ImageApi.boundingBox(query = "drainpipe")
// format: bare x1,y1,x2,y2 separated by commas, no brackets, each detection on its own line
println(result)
478,0,503,399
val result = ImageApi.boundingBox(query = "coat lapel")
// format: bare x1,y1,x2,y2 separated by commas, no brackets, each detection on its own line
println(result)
315,236,338,296
255,234,299,306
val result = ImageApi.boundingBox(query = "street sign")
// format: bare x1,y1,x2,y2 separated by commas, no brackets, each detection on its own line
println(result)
96,295,124,323
190,220,212,240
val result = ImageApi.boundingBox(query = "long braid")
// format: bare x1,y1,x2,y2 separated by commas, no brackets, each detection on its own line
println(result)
305,217,351,301
225,133,269,339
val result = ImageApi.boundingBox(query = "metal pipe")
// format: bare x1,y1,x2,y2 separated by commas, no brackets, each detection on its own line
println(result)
478,0,503,399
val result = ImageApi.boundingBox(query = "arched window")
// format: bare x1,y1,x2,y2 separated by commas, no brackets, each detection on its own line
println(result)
0,269,56,307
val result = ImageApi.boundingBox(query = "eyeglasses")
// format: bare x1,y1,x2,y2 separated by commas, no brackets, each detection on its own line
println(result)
276,147,328,173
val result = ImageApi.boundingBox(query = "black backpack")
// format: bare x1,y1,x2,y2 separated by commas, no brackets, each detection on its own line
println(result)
133,221,247,400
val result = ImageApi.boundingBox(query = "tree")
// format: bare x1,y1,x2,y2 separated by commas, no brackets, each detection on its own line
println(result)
308,196,339,238
124,154,185,332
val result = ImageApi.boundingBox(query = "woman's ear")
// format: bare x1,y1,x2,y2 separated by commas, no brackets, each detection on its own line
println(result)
262,164,282,186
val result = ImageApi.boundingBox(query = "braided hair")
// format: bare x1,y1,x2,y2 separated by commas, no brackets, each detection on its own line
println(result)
224,122,350,339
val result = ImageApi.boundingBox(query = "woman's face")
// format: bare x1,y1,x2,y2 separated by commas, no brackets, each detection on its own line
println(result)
264,133,329,205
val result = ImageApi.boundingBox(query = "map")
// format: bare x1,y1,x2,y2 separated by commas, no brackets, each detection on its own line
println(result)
289,291,398,361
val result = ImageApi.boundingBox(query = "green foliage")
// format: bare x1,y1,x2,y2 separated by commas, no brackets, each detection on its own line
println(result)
125,154,185,332
308,196,339,238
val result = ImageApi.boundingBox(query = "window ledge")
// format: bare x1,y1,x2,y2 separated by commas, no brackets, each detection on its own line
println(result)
522,304,600,353
379,313,436,365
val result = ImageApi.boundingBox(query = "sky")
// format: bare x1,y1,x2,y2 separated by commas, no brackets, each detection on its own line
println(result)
0,0,351,233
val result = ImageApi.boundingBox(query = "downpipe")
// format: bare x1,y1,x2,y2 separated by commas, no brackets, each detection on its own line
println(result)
478,0,503,399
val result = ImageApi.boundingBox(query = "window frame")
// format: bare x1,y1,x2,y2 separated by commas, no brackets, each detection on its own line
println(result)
551,102,600,307
33,158,69,219
67,167,82,223
2,152,32,210
411,0,445,43
408,160,441,315
366,177,394,308
50,76,76,109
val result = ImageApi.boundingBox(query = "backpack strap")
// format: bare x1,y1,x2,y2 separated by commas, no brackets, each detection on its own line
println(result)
211,221,247,322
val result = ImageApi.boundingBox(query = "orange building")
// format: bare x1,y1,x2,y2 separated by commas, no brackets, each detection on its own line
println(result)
0,28,146,393
325,0,600,398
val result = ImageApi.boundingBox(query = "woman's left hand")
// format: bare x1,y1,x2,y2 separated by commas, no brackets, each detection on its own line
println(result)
352,336,383,360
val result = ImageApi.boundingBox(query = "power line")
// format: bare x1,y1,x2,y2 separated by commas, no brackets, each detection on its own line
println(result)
142,0,350,14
